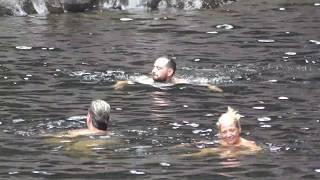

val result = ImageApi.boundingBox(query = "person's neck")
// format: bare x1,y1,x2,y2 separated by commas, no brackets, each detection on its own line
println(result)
88,123,107,134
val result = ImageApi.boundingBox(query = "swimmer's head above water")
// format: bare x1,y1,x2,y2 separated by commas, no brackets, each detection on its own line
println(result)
87,99,111,131
152,56,176,83
216,107,242,146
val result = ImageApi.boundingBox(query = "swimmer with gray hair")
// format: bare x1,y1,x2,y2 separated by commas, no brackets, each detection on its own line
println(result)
113,56,223,92
54,99,111,138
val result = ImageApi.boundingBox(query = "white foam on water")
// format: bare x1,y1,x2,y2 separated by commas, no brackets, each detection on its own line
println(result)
253,106,265,110
66,115,86,121
31,0,49,15
309,40,320,44
216,24,234,29
120,18,133,22
278,96,289,100
260,124,272,128
32,171,54,175
16,46,32,50
257,117,272,122
206,31,218,34
12,119,25,123
186,123,199,128
130,170,145,175
258,39,275,43
285,52,297,56
160,162,171,167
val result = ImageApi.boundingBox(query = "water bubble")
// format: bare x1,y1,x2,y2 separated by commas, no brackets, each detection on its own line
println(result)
170,123,182,127
12,119,25,123
315,169,320,172
257,117,271,122
206,31,218,34
120,18,133,22
268,79,278,83
253,106,265,110
192,129,212,134
216,24,234,29
160,162,171,167
309,40,320,44
196,144,206,148
279,7,286,11
183,105,188,108
130,170,145,175
278,96,289,100
48,47,55,50
91,147,106,150
8,171,19,175
314,3,320,6
116,107,122,111
285,52,296,56
4,76,8,79
32,171,54,175
205,113,214,117
258,39,275,43
187,123,199,128
26,74,32,77
260,124,271,128
16,46,32,50
66,115,86,121
60,140,72,143
194,58,200,62
270,146,281,152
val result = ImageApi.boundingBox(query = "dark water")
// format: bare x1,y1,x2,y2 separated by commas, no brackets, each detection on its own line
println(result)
0,0,320,179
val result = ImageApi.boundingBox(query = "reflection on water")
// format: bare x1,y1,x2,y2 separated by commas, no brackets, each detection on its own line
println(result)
0,0,320,179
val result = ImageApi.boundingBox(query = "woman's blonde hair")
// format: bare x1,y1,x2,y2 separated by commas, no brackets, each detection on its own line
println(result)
216,106,241,132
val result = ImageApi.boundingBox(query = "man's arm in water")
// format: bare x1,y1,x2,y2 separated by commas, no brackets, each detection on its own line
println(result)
113,80,130,90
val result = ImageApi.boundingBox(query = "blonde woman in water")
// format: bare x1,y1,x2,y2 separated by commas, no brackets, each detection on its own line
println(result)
182,107,261,158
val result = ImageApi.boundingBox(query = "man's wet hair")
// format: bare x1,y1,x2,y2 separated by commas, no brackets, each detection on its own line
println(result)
88,99,110,131
157,56,176,74
165,57,176,74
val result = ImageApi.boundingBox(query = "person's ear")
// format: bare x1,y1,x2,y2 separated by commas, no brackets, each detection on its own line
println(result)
86,113,92,124
167,68,174,77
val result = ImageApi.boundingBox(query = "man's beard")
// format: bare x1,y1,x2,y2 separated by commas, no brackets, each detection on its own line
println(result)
152,74,166,83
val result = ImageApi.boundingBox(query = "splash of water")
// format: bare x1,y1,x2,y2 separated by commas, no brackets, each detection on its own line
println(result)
31,0,48,15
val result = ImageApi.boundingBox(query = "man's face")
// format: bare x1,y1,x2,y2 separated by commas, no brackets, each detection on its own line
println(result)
219,120,241,145
152,58,171,82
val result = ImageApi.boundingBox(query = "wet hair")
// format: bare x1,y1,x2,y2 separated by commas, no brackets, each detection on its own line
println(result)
88,99,110,131
216,106,241,132
165,57,176,74
157,56,176,74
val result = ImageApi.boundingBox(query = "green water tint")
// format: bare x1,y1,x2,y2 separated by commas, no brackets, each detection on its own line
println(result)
44,135,124,159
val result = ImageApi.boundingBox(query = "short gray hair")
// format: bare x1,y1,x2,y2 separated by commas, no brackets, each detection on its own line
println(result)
88,99,110,131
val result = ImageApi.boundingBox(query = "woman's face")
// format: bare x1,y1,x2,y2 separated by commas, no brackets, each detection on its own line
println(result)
219,120,241,145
